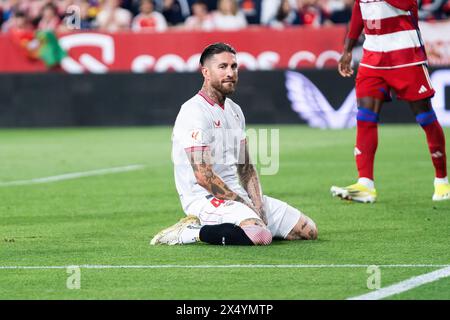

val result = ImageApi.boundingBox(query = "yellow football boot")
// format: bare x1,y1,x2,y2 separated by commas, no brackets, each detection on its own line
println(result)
432,183,450,201
331,183,377,203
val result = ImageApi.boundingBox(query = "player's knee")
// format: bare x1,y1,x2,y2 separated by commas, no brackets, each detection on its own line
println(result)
241,225,272,245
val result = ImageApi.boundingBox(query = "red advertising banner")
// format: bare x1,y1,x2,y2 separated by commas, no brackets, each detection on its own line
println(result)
0,26,347,73
1,23,448,74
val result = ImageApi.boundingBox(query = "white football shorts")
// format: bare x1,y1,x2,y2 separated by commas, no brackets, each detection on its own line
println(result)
185,195,301,239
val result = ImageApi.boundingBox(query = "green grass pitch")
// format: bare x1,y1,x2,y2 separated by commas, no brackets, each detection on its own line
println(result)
0,125,449,300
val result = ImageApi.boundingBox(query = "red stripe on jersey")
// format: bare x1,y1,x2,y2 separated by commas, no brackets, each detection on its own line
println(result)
198,91,215,106
184,146,209,152
347,0,425,68
383,0,416,11
361,46,427,68
198,91,224,110
363,15,415,35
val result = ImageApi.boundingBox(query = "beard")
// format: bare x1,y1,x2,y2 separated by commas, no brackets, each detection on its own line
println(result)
211,78,237,96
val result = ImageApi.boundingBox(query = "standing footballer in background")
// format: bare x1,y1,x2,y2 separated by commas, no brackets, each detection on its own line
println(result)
331,0,450,203
151,43,317,246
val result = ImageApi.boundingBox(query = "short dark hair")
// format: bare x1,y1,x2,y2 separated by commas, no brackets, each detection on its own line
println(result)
199,43,236,66
193,0,208,7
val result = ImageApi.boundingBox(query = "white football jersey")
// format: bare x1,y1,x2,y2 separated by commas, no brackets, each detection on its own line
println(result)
172,91,249,213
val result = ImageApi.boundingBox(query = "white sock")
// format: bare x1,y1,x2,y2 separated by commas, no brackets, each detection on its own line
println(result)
179,225,201,244
358,177,375,190
434,176,449,186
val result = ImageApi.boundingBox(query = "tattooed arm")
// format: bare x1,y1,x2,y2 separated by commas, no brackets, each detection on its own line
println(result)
187,148,256,210
236,140,267,224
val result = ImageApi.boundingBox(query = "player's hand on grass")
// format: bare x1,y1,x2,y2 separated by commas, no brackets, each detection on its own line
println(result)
338,51,354,77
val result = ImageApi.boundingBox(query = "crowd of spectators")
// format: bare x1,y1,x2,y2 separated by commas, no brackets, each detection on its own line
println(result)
1,0,449,34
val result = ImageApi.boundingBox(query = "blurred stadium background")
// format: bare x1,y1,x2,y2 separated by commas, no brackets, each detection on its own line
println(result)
0,0,449,300
1,0,450,126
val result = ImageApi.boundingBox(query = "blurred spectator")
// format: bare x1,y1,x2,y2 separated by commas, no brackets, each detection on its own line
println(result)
54,0,74,16
444,0,450,16
1,0,449,33
186,0,216,11
2,0,20,22
1,3,16,32
261,0,282,25
419,0,447,20
37,2,60,30
132,0,167,31
58,0,96,31
4,11,39,65
3,10,33,34
121,0,141,15
184,0,214,31
78,0,96,29
326,0,352,24
239,0,261,24
269,0,299,29
212,0,247,30
161,0,190,26
96,0,132,31
260,0,297,25
296,0,328,26
28,0,52,22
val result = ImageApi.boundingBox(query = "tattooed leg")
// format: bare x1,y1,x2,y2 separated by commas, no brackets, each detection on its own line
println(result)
239,218,266,228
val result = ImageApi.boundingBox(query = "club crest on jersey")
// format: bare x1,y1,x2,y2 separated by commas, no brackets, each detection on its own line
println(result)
213,120,221,128
190,129,202,142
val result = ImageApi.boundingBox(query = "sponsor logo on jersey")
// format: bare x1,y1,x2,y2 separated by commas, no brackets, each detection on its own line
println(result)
190,130,202,142
419,85,428,94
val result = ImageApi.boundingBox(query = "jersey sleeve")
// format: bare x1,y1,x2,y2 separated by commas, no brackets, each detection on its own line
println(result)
173,105,213,151
384,0,415,11
347,0,363,40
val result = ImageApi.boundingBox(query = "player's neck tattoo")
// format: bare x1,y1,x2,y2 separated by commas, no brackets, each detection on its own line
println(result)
201,85,226,106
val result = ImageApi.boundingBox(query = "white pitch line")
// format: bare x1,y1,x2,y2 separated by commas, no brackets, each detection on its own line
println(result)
0,164,145,187
347,266,450,300
0,264,448,270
